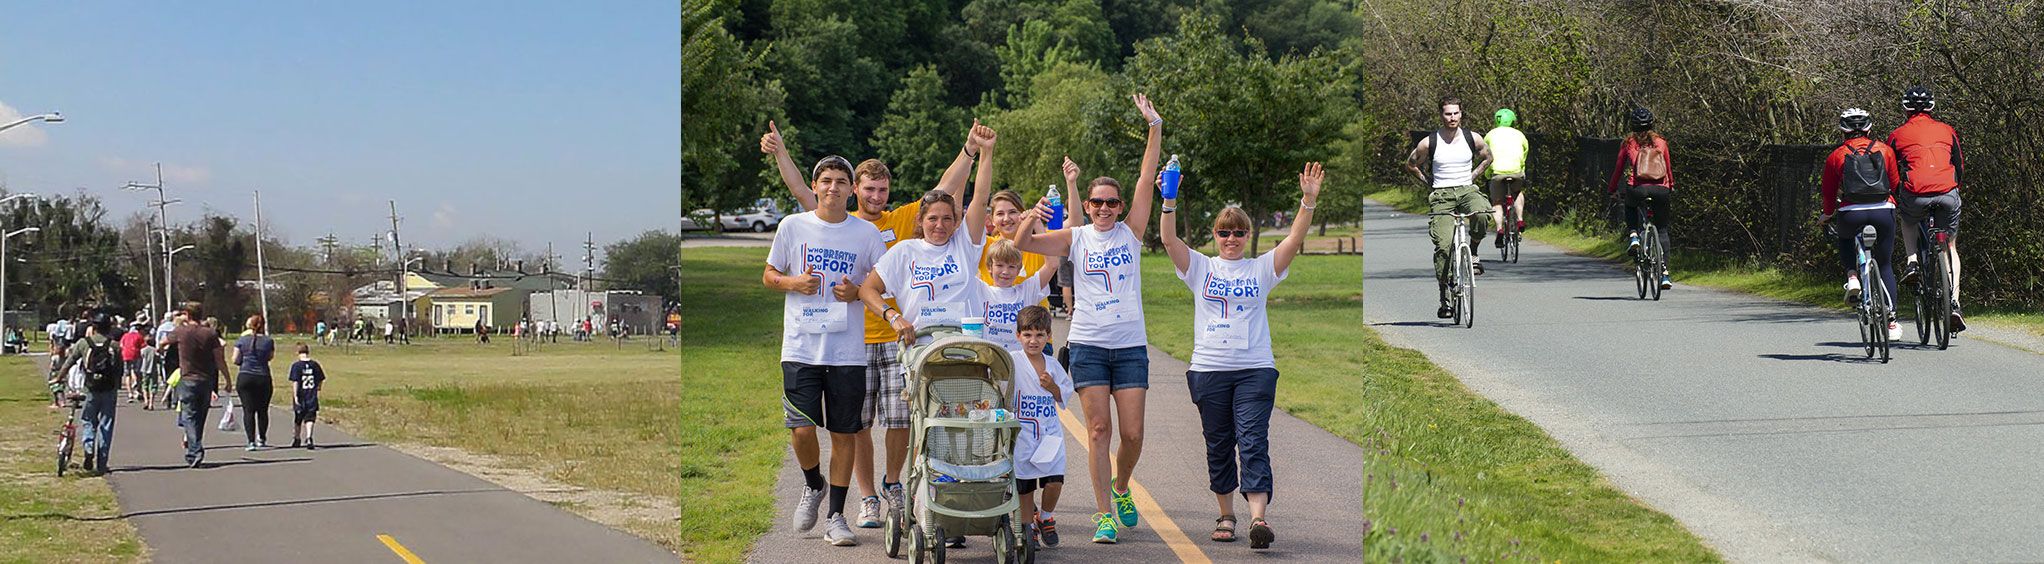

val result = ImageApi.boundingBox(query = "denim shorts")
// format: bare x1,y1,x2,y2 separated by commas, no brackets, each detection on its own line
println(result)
1067,343,1150,391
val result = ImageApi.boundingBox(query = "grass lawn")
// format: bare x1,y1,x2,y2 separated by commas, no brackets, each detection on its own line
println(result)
0,356,145,563
679,246,792,563
1369,186,2044,339
300,334,681,550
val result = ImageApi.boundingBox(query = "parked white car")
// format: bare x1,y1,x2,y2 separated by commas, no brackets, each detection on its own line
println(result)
683,199,784,232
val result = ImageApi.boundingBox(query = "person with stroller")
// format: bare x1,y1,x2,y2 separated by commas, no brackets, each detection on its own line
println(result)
1010,305,1075,548
1155,162,1324,549
1015,93,1165,544
765,152,888,547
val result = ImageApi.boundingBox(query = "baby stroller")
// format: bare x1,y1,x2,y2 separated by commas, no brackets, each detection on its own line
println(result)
885,327,1033,564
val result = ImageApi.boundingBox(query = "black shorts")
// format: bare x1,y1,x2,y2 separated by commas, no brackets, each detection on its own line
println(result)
1018,474,1065,495
782,362,867,434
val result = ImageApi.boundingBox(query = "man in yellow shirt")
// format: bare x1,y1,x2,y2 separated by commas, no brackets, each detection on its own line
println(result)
761,120,983,528
1485,108,1531,243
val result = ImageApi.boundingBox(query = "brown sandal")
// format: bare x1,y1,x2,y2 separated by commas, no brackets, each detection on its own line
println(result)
1211,515,1237,542
1249,518,1274,549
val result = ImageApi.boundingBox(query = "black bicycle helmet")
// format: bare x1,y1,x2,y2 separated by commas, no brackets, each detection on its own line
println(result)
1838,107,1873,133
1901,86,1935,112
1628,107,1655,131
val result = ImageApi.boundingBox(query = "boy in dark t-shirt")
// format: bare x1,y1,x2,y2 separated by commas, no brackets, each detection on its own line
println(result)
288,344,326,449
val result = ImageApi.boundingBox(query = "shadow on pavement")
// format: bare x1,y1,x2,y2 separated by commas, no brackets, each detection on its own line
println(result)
1756,353,1882,364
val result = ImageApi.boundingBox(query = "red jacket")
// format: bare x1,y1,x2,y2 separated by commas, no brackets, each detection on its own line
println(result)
1884,113,1963,195
1820,137,1902,215
1608,134,1674,194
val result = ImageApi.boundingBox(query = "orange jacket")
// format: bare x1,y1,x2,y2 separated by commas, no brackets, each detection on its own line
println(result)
1884,113,1963,195
1608,134,1674,193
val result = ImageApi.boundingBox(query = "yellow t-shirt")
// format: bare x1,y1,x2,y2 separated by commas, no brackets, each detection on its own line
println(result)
861,200,921,344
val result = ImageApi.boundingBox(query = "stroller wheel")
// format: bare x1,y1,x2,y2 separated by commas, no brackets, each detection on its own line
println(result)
908,525,927,564
931,526,947,564
884,509,902,558
994,522,1015,564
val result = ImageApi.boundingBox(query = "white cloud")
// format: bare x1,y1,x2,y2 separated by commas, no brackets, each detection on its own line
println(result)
0,101,52,148
98,156,213,185
433,203,456,229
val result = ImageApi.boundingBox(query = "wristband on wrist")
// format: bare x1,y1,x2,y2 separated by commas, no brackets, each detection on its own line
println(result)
1147,118,1163,127
1161,206,1176,213
1301,200,1317,210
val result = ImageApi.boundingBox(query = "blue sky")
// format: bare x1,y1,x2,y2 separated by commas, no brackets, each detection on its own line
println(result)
0,2,678,252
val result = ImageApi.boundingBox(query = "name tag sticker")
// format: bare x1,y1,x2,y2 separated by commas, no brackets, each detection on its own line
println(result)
916,302,965,326
797,303,848,334
879,230,898,244
1086,297,1133,322
1201,321,1250,350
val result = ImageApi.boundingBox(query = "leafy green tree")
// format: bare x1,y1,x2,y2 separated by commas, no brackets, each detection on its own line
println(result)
871,65,972,199
983,63,1128,209
190,215,251,322
685,0,787,217
603,230,685,303
0,191,141,321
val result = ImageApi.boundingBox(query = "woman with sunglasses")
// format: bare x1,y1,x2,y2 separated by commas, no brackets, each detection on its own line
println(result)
1014,92,1164,544
1157,162,1321,550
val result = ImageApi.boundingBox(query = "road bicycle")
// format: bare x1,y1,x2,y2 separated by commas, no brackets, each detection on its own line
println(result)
1842,224,1892,363
1498,192,1523,263
1631,199,1667,301
52,382,82,476
1432,210,1482,328
1911,218,1957,350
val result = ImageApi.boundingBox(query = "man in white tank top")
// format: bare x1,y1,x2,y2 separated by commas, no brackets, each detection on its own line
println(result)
1404,96,1495,319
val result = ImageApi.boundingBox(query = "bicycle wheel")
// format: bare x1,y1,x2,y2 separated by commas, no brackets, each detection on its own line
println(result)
1634,252,1650,299
1646,226,1664,301
1935,247,1954,350
1913,253,1933,346
1872,276,1891,363
56,433,72,476
1459,241,1476,329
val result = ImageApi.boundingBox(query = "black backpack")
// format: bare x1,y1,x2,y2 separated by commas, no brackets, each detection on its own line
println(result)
84,338,121,392
1839,141,1892,204
1421,128,1483,185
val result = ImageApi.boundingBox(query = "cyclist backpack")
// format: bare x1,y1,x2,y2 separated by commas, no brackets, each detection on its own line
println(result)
84,338,121,392
1839,141,1892,204
1633,138,1669,183
1420,128,1483,185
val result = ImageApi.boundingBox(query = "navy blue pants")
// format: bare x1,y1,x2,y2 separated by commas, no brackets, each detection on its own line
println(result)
1187,367,1278,500
1835,208,1898,307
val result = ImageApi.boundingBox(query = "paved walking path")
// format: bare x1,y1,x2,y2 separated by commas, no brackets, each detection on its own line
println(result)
747,320,1364,562
1363,198,2044,562
99,391,676,563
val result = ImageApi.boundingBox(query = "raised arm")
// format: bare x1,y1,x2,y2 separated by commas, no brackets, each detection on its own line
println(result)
760,121,817,211
1126,93,1163,241
964,121,997,245
1271,163,1323,275
1031,252,1063,290
1061,157,1083,229
1158,182,1191,273
930,123,985,199
1015,197,1073,257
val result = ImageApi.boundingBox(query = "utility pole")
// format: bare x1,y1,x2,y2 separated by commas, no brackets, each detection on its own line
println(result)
124,164,174,316
545,242,563,324
253,191,270,323
388,201,406,338
317,234,339,322
582,232,597,324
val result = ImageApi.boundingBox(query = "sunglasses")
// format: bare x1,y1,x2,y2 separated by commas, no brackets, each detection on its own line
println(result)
1214,230,1249,239
1087,198,1124,207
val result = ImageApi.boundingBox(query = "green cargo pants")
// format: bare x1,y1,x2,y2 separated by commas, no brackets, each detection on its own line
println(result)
1428,184,1492,299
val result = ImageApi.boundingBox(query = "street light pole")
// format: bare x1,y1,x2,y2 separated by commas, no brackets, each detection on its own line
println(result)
125,165,173,315
2,227,42,345
0,112,63,134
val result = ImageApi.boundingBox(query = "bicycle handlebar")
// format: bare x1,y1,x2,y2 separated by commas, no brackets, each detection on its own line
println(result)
1427,211,1487,218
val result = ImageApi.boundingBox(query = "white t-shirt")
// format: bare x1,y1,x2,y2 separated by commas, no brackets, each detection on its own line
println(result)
1066,223,1146,348
1010,349,1074,480
873,234,984,332
767,212,886,366
1176,251,1289,372
979,280,1051,351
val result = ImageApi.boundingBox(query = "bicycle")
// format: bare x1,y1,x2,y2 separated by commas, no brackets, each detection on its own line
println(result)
1497,192,1523,263
1911,218,1957,350
1841,224,1892,363
1431,210,1482,328
1630,199,1667,301
51,382,82,476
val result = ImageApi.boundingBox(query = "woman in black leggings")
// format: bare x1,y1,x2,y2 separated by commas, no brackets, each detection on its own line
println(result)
231,314,278,450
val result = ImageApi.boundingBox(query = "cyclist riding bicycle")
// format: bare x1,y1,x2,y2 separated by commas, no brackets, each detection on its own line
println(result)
1819,108,1904,342
1486,108,1530,245
1405,96,1494,319
1884,85,1967,333
1608,107,1675,290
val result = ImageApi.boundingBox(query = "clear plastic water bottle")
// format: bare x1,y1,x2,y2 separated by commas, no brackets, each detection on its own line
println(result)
1045,185,1065,228
1160,154,1183,199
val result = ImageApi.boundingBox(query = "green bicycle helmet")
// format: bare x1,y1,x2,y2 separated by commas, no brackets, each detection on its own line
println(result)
1494,108,1517,128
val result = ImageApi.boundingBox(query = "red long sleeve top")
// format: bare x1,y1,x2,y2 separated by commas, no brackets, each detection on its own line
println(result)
1608,134,1674,194
1819,136,1902,215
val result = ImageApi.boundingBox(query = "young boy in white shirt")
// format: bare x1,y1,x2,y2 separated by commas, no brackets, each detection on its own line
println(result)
979,239,1061,354
1010,305,1074,547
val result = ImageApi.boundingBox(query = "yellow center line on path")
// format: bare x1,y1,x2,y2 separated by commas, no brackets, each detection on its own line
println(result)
377,534,426,564
1057,409,1212,564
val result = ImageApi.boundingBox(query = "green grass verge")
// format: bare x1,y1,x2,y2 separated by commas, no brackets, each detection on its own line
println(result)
679,246,788,564
0,357,145,563
306,335,680,550
1366,186,2044,339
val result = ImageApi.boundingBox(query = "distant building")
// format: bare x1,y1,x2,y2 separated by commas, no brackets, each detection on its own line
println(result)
528,290,662,334
427,286,528,332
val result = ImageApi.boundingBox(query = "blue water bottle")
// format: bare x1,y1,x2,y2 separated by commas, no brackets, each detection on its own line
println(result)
1045,185,1066,228
1160,154,1183,199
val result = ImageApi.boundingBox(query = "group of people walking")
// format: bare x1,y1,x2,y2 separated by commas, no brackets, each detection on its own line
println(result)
762,93,1316,552
1402,87,1968,334
44,305,328,475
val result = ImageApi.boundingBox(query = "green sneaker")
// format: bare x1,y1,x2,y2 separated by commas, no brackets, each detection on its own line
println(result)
1111,483,1138,527
1091,512,1118,544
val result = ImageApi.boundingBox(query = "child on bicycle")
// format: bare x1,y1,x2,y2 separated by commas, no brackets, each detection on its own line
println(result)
1010,305,1074,548
288,344,326,449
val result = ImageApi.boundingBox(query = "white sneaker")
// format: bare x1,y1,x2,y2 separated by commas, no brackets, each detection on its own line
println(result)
884,483,906,515
824,514,859,546
856,496,882,528
793,487,825,532
1843,276,1863,302
1887,322,1903,342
